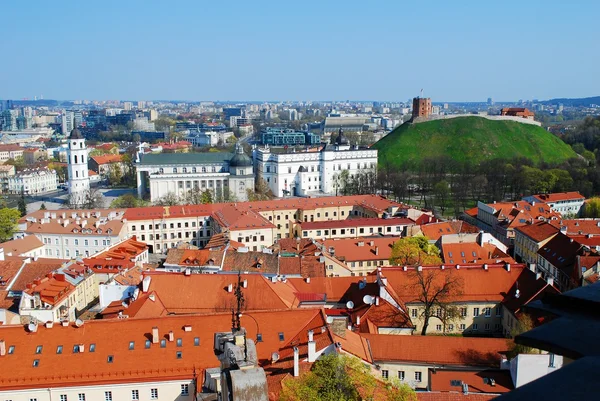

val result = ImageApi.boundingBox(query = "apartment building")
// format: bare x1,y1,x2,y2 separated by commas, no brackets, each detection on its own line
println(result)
296,217,414,240
514,222,560,265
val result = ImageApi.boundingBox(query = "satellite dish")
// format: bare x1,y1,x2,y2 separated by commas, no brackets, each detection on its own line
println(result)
28,322,38,332
75,319,84,327
271,352,280,362
515,289,521,299
326,316,334,324
363,295,374,305
346,301,354,309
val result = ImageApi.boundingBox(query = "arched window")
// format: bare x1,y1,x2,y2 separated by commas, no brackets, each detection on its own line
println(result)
74,155,78,164
182,167,187,173
159,168,164,174
173,168,178,173
192,167,197,173
211,166,216,173
201,167,206,173
80,142,83,148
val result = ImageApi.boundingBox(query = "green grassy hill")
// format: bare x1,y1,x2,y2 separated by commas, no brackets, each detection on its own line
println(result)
373,116,577,168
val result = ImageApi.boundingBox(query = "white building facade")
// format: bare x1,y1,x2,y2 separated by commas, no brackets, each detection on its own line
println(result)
135,144,255,202
254,129,378,197
7,168,57,194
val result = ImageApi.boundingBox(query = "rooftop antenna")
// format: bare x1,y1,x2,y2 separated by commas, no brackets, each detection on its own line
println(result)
231,271,245,333
420,88,424,98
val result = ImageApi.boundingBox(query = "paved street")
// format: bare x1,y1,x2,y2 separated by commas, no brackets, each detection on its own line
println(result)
23,187,136,213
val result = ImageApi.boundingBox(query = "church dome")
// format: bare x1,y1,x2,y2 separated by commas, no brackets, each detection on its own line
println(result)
69,126,83,140
335,127,350,146
229,145,252,167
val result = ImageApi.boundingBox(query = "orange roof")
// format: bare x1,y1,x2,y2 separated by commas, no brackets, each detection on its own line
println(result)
550,219,600,235
363,334,510,366
333,330,372,363
514,221,560,242
381,264,531,303
135,272,294,315
532,192,585,203
429,369,513,393
20,210,126,236
484,201,560,230
300,217,414,231
278,256,326,277
123,204,216,220
212,204,275,231
10,259,68,292
420,221,479,241
441,243,514,265
90,154,124,165
275,238,320,256
287,276,379,304
0,309,329,391
24,273,75,306
0,260,26,290
222,250,279,274
417,393,497,401
322,237,398,262
95,237,148,260
351,297,413,333
0,236,44,256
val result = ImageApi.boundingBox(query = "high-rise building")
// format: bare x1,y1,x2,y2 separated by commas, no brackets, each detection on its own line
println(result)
487,97,494,106
67,126,90,205
137,101,146,109
123,101,133,111
61,111,74,135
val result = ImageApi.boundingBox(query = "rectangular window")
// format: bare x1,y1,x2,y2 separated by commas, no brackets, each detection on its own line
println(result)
60,396,67,401
460,307,467,317
398,371,405,380
448,324,454,331
381,370,389,379
415,372,422,382
549,353,555,368
473,324,479,331
181,384,190,395
36,345,42,354
496,306,502,316
150,389,158,400
436,324,442,332
132,390,139,400
485,323,491,331
484,307,491,317
278,332,285,341
411,309,417,318
128,341,135,350
459,324,466,331
105,392,112,401
89,344,96,352
56,345,63,354
78,394,86,401
473,307,480,317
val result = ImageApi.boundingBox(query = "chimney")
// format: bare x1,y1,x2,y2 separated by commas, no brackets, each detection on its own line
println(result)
505,263,511,272
462,383,469,395
417,265,423,272
168,331,174,342
293,347,299,377
142,276,151,293
305,277,311,283
184,325,192,332
356,316,361,326
0,340,5,356
369,241,374,246
375,297,380,306
375,246,379,256
152,327,159,344
227,284,233,292
0,248,4,261
483,264,488,270
308,330,314,342
243,279,248,288
308,340,317,363
79,344,85,353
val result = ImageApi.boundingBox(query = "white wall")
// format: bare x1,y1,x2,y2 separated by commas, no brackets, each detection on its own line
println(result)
510,353,563,388
99,283,136,308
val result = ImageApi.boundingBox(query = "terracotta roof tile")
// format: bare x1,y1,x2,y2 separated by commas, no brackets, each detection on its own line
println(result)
322,237,397,263
514,221,560,242
421,221,479,241
299,217,414,231
10,259,68,292
363,334,510,366
0,236,44,256
532,192,585,203
90,154,124,165
429,369,513,393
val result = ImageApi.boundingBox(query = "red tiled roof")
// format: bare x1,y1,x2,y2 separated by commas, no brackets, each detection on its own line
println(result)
550,219,600,235
322,237,398,262
429,369,513,393
417,392,497,401
514,221,560,242
90,154,124,165
222,250,279,274
122,204,216,220
0,309,329,391
9,259,68,292
532,192,585,203
278,256,326,277
441,243,515,265
0,260,26,290
420,221,479,241
24,273,75,306
363,334,510,366
0,236,44,256
501,268,559,315
299,217,414,231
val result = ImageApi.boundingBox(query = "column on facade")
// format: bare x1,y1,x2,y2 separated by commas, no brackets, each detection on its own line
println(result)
136,170,144,198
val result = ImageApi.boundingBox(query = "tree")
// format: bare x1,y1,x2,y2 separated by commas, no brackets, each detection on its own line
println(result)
39,203,46,210
154,192,181,206
200,189,213,204
407,268,464,335
584,197,600,218
110,193,148,208
507,314,536,358
433,180,450,215
389,237,441,266
17,191,27,217
107,163,123,185
5,157,25,171
279,353,416,401
247,178,274,202
64,188,104,209
0,208,21,241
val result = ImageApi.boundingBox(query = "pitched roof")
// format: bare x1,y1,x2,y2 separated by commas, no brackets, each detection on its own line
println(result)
164,248,222,267
0,309,328,391
20,210,126,236
441,242,514,265
429,369,513,393
123,204,216,220
480,201,560,230
532,192,585,203
514,221,560,242
24,273,75,306
286,276,379,304
212,204,275,231
221,250,279,274
275,238,320,256
537,232,583,271
139,152,233,165
363,334,510,366
278,256,326,278
550,219,600,235
94,237,148,260
299,217,414,231
9,258,68,292
501,268,560,315
0,260,26,290
381,264,531,303
322,237,398,262
420,221,480,241
90,154,124,165
135,272,293,315
0,236,44,256
417,394,497,401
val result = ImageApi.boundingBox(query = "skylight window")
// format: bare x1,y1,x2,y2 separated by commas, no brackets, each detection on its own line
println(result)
194,337,200,346
107,355,114,363
89,344,96,352
56,345,63,354
33,359,39,367
7,346,14,354
160,339,167,348
145,340,151,349
35,345,42,354
176,351,182,359
257,334,263,342
129,341,135,350
278,332,285,341
176,338,182,347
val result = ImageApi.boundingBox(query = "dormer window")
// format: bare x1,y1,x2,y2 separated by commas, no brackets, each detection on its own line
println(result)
33,359,39,367
159,168,164,174
107,355,114,363
129,341,135,350
176,338,182,347
35,345,42,354
192,167,197,173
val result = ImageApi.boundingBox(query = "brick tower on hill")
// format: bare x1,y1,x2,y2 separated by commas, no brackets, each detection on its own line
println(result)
412,97,432,120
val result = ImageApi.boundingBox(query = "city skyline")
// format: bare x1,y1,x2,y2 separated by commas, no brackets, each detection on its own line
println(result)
2,0,599,101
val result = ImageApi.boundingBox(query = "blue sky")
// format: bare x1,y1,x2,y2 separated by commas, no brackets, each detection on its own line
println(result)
1,0,598,102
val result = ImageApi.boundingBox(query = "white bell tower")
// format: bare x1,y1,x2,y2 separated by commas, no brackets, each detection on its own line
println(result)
67,125,90,205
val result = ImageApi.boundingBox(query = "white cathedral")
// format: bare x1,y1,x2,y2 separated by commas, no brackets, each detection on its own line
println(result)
66,126,91,206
